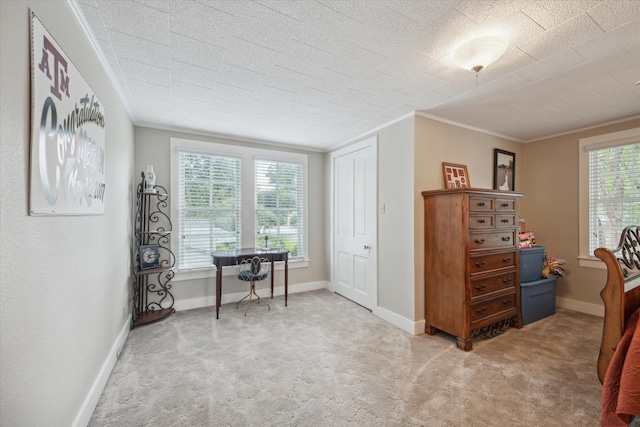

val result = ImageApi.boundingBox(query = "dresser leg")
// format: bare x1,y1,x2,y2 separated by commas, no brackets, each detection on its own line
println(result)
512,317,523,329
457,337,473,351
425,324,436,335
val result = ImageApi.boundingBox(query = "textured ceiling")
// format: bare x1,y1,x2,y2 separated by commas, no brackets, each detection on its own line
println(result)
71,0,640,151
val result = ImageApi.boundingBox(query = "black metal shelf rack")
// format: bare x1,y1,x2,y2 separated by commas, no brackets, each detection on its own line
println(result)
132,171,175,328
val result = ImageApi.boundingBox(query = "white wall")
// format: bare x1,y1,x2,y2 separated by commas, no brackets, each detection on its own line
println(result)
0,1,135,426
377,117,416,320
134,126,327,308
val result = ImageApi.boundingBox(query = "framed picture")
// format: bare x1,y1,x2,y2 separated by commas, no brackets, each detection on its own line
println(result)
442,162,471,188
494,149,515,191
139,244,160,270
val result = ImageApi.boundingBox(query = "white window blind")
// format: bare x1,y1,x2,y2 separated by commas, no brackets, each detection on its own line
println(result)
255,159,304,259
588,142,640,254
177,151,241,269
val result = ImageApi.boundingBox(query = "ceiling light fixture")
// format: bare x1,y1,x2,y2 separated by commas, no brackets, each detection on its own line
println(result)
452,35,509,75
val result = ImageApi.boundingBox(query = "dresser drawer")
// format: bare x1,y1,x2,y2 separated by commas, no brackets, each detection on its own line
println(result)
495,214,515,227
469,214,494,229
469,252,515,274
469,196,494,212
495,198,516,211
470,271,516,298
470,231,516,250
470,292,517,323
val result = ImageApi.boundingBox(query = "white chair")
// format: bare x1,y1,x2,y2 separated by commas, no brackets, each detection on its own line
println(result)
236,256,271,315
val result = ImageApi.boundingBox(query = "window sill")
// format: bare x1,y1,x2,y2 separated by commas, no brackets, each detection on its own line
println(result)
172,259,309,282
577,255,605,269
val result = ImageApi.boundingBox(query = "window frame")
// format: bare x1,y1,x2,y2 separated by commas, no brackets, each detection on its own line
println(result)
170,138,309,281
578,127,640,269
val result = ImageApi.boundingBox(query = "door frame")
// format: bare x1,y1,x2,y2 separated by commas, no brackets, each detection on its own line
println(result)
329,135,378,308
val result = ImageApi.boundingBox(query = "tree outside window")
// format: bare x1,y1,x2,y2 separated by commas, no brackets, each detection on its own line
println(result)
255,160,304,258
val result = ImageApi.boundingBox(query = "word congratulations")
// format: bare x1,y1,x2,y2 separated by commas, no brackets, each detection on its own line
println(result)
37,33,106,208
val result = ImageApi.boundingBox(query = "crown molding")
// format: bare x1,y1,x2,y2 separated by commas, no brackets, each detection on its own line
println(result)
327,111,416,152
66,0,134,119
415,111,522,142
524,114,640,143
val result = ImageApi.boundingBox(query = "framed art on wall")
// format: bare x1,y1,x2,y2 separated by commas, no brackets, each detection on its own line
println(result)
442,162,470,188
494,149,515,191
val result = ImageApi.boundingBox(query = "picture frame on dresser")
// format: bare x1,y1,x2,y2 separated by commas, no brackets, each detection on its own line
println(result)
442,162,470,188
494,149,515,191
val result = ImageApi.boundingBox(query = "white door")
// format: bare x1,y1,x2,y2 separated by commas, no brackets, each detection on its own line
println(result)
332,136,377,310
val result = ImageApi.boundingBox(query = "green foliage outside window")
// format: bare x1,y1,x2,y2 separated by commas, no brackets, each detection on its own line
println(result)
255,162,303,258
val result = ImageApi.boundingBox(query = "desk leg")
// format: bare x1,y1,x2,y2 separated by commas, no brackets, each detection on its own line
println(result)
285,259,288,306
215,265,222,319
270,260,275,299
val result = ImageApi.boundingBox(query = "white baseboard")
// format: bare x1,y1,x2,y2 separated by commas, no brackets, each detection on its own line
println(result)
556,296,604,317
372,297,606,337
73,316,130,427
413,319,426,335
173,280,328,312
326,281,422,335
372,305,424,336
175,295,217,312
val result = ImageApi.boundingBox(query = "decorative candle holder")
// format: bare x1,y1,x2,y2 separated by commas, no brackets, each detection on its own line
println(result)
144,165,157,193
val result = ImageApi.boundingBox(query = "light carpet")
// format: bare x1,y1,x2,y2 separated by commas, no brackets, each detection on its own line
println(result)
90,289,611,426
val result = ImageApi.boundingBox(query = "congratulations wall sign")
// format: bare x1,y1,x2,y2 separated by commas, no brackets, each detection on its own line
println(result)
30,11,106,215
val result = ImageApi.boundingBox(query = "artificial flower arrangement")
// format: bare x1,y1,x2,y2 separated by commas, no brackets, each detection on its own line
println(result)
542,252,566,278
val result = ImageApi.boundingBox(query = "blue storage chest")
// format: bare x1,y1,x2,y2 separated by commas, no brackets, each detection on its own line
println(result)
521,277,557,324
520,246,544,282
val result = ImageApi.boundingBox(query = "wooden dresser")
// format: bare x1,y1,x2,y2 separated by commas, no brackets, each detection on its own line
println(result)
422,188,524,350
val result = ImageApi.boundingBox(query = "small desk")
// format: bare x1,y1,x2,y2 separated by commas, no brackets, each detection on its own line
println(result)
211,248,289,319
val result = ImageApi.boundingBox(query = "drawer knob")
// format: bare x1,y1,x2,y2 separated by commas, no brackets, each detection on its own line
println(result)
501,236,511,241
475,239,485,245
502,278,512,284
501,219,509,223
503,299,513,306
502,257,512,263
475,284,486,291
476,307,487,315
478,219,485,224
475,261,486,268
501,203,510,208
478,202,486,207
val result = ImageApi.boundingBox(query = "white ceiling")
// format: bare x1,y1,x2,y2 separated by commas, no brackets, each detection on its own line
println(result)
71,0,640,151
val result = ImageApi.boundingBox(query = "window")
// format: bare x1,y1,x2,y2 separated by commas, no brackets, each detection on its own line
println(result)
255,160,304,258
177,151,241,269
171,138,308,273
579,128,640,267
588,144,640,252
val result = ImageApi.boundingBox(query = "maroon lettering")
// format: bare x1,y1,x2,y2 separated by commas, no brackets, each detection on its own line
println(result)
38,48,51,79
41,35,69,100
